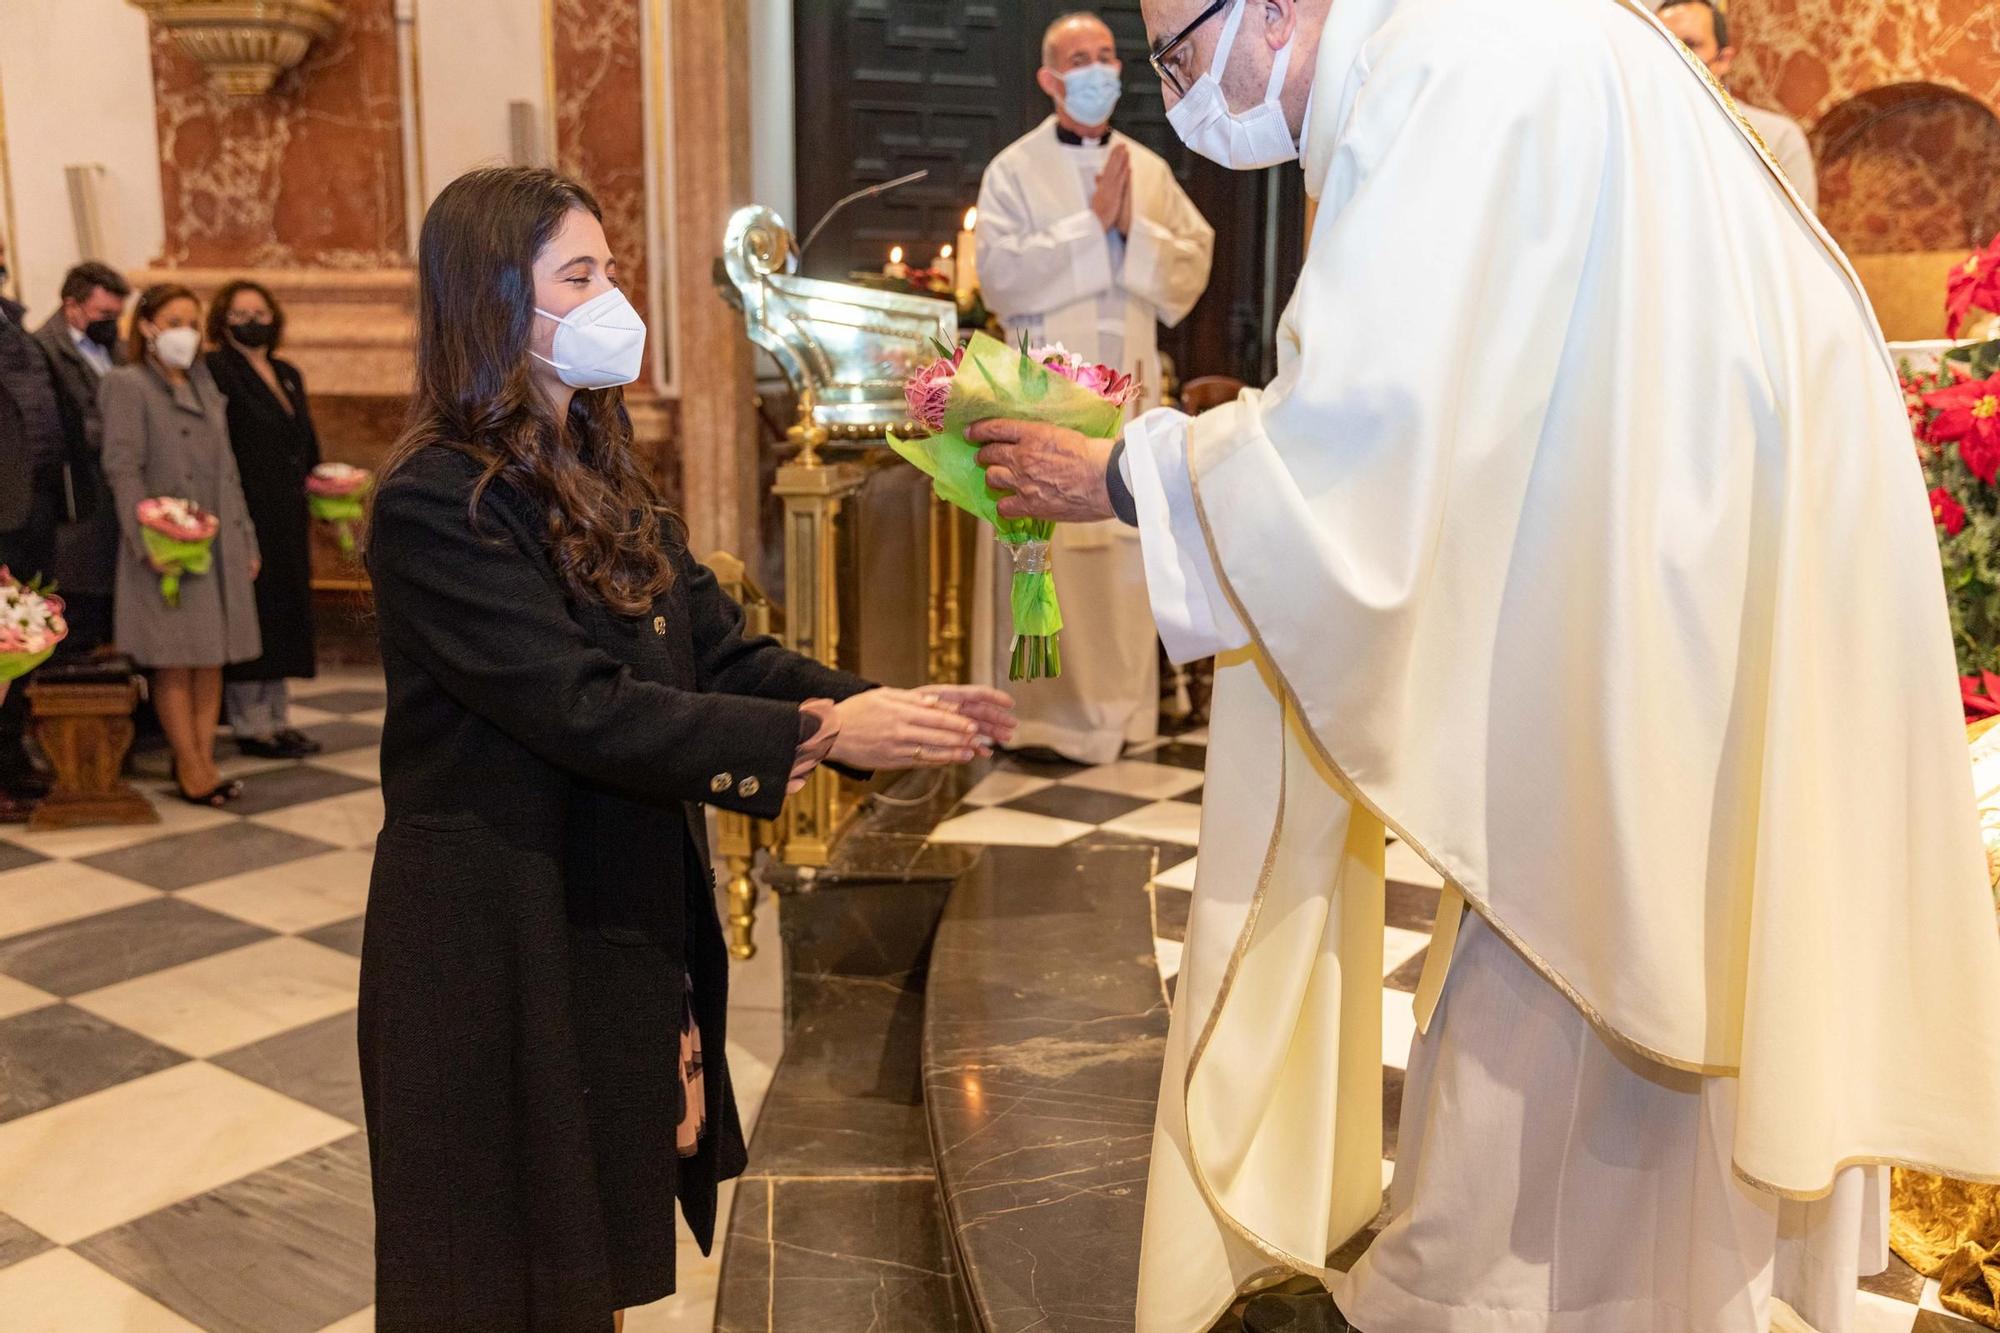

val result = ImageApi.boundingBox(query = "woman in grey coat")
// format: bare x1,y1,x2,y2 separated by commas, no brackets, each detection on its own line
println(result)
100,283,263,806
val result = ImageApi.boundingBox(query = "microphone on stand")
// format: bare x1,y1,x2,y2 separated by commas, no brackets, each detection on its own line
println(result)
797,169,930,264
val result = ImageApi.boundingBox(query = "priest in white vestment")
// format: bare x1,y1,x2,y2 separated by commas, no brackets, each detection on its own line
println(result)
971,11,1215,764
967,0,2000,1330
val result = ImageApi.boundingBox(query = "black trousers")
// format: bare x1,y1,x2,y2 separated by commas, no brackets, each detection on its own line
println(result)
0,464,62,784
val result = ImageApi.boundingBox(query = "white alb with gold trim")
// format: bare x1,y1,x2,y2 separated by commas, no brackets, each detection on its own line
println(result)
1132,0,2000,1326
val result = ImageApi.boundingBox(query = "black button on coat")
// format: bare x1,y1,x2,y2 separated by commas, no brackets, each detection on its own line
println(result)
360,445,872,1331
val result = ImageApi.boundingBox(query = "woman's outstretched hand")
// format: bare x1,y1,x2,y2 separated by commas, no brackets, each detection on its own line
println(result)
825,686,1019,772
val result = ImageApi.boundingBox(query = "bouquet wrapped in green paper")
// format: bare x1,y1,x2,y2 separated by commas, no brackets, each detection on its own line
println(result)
136,496,220,609
889,332,1137,680
307,462,374,554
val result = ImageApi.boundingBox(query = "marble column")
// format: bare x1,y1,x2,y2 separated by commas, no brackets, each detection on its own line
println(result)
669,0,760,569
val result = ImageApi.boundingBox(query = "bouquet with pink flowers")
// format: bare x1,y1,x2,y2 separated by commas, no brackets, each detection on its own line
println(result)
307,462,373,554
136,496,221,608
0,568,67,704
890,332,1138,680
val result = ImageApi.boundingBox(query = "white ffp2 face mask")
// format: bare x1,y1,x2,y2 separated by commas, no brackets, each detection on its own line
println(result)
1062,62,1123,127
533,287,646,390
151,326,201,371
1165,0,1303,172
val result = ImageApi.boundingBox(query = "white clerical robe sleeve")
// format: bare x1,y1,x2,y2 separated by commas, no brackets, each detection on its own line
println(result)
1121,406,1247,665
1121,173,1215,329
975,161,1116,319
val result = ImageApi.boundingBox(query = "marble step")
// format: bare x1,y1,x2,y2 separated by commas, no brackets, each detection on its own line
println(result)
921,843,1170,1333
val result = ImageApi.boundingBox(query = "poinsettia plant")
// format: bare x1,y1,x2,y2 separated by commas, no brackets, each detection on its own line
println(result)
1947,233,2000,341
1910,249,2000,710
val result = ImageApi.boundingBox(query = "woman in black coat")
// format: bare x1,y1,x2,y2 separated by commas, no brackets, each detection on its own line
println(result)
361,165,1017,1333
205,281,322,759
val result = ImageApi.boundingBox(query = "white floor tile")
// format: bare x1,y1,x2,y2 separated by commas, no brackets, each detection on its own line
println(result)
1384,838,1446,890
179,849,373,934
1852,1290,1923,1333
349,708,388,728
317,1308,375,1333
0,1062,352,1243
1381,988,1419,1072
1155,936,1184,981
0,972,54,1021
290,672,385,700
307,747,383,784
0,799,231,861
73,937,361,1058
0,861,160,940
1153,856,1200,891
959,770,1056,808
250,788,385,849
1061,760,1205,801
1102,800,1204,847
283,705,344,728
1177,728,1209,746
1381,1158,1399,1191
1383,926,1431,978
0,1248,202,1332
928,807,1093,847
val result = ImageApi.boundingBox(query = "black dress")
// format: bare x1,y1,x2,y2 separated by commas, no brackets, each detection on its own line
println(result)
360,446,874,1331
207,345,318,682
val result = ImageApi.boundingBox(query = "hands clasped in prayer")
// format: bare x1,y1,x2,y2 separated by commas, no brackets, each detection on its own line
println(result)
790,685,1019,792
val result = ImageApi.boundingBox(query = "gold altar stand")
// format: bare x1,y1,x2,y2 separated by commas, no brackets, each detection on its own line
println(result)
713,206,971,954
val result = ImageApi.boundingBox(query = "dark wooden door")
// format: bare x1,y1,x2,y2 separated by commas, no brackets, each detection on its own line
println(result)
792,0,1305,385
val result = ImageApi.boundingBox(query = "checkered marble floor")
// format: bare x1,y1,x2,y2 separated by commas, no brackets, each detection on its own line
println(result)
0,670,783,1333
932,728,1984,1333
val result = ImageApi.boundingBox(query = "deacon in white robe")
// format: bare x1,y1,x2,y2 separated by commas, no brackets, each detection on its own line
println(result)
967,0,2000,1329
971,11,1215,764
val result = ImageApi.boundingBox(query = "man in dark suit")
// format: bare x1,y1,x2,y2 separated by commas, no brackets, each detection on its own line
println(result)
0,236,70,818
33,262,132,655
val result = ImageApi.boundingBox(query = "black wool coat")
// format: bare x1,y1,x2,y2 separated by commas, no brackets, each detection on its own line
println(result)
360,446,872,1331
207,346,320,681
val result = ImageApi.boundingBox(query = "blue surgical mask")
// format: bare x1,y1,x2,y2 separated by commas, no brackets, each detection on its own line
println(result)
1061,63,1123,128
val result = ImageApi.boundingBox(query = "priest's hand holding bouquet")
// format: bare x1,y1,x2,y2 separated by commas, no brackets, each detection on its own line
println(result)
890,333,1138,681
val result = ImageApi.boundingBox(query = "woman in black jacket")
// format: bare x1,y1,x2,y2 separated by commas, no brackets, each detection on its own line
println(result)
205,280,322,759
361,166,1016,1332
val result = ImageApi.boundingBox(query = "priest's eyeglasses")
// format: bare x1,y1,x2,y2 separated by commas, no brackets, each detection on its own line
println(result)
1148,0,1230,98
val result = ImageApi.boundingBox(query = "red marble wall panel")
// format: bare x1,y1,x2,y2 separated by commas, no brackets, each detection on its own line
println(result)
1819,95,2000,253
551,0,651,335
152,0,407,268
1728,0,2000,128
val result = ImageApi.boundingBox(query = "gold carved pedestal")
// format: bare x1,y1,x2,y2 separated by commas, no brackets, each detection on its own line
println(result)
26,677,158,832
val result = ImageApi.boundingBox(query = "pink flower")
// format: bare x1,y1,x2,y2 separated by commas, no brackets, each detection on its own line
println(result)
307,462,372,498
905,347,963,432
1031,344,1139,408
136,497,220,542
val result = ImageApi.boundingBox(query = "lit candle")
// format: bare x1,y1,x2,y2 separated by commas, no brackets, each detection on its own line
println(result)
935,243,956,286
885,245,908,279
954,208,979,305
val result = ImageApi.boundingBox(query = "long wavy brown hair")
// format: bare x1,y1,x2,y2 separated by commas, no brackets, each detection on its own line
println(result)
375,166,679,614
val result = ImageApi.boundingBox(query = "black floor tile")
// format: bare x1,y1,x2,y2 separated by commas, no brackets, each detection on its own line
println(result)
0,1209,50,1269
295,690,386,716
296,721,383,756
75,1134,374,1333
0,897,271,996
1384,879,1442,933
83,822,338,892
301,915,366,959
0,1004,187,1123
1001,785,1151,824
1385,947,1428,994
212,1009,363,1127
1134,742,1208,772
0,842,48,875
216,766,376,818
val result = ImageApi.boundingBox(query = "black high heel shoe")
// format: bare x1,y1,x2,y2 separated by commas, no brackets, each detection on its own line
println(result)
170,759,244,807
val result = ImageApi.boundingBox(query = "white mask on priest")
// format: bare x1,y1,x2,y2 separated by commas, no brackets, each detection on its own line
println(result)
1166,0,1306,171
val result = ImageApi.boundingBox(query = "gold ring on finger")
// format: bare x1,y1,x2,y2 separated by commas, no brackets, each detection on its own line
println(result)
914,744,928,762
